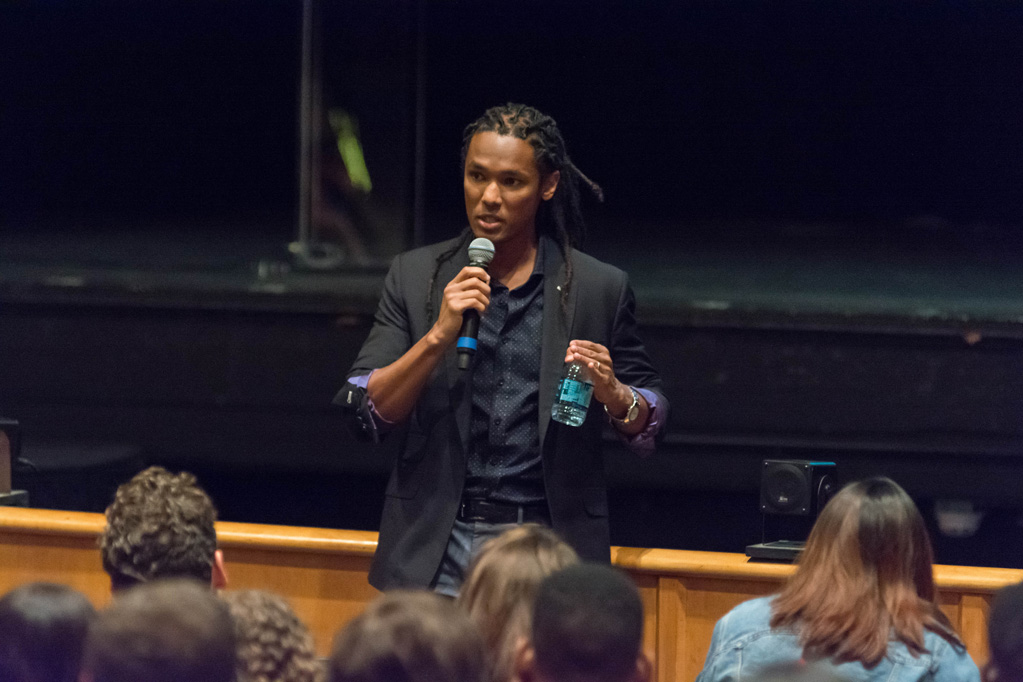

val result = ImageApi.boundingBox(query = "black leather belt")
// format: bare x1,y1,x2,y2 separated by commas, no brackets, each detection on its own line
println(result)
458,498,550,524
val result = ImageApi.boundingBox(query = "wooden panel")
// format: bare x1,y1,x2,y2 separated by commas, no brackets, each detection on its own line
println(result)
224,546,377,654
3,508,1022,677
632,572,659,677
657,577,685,682
0,530,112,608
680,577,782,681
958,593,993,665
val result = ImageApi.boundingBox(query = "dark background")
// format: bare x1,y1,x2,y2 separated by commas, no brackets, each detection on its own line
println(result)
2,0,1022,566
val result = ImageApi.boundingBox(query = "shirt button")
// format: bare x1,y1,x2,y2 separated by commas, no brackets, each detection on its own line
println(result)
494,418,502,426
497,379,505,386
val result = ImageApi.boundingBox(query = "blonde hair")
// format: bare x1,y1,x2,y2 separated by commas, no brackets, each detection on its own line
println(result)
456,524,579,682
770,477,962,667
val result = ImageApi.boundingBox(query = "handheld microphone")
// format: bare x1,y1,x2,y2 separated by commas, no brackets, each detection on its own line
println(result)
457,237,495,370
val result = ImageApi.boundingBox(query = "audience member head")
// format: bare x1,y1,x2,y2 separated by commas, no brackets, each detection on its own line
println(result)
80,578,236,682
0,582,96,682
328,590,486,682
222,589,323,682
457,524,579,682
771,477,961,666
985,581,1023,682
518,563,649,682
99,465,226,592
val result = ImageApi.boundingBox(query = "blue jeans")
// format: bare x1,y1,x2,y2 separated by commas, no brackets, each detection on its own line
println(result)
431,517,518,597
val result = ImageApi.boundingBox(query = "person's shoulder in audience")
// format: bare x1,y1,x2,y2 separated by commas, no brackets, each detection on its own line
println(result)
99,465,227,592
329,589,487,682
80,578,236,682
0,581,96,682
748,663,851,682
987,580,1023,682
516,562,650,682
223,589,324,682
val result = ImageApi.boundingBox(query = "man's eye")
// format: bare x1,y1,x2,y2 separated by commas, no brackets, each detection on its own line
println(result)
503,178,521,187
470,172,485,182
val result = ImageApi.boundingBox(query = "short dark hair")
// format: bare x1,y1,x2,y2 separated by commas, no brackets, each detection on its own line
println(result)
329,590,486,682
0,582,96,682
99,466,218,590
531,563,644,682
223,589,324,682
988,581,1023,682
82,578,236,682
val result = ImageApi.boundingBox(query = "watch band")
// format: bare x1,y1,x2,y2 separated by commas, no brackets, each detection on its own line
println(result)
605,386,639,425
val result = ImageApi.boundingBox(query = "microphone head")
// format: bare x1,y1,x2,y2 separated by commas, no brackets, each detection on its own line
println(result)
467,237,495,268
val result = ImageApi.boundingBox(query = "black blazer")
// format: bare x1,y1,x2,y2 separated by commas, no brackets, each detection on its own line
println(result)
344,233,667,589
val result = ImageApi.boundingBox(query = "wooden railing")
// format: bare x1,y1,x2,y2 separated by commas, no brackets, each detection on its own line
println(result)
1,508,1019,682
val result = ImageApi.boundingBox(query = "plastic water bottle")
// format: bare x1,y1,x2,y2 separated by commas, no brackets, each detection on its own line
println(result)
551,360,594,427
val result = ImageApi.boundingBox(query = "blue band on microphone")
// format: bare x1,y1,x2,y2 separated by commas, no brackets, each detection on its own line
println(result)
457,337,478,351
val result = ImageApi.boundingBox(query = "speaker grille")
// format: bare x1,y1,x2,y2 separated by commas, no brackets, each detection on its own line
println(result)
762,462,809,513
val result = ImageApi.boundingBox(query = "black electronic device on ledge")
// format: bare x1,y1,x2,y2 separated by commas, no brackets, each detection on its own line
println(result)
745,539,805,562
0,418,28,507
746,459,837,563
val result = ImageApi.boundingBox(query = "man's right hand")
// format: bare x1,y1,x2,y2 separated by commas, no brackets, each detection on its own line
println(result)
429,266,491,346
367,266,490,423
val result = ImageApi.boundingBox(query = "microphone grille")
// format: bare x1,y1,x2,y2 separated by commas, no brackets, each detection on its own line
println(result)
467,237,495,266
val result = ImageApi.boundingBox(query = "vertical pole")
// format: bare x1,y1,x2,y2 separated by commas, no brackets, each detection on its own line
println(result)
412,0,427,247
296,0,314,248
0,431,10,494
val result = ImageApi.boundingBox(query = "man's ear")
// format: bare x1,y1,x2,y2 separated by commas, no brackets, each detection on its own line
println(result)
514,636,537,682
211,549,228,590
541,170,561,201
631,651,653,682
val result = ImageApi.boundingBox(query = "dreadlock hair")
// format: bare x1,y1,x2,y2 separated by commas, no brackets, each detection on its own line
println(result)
426,103,603,320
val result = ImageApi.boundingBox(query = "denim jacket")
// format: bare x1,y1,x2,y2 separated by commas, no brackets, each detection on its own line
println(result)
696,597,980,682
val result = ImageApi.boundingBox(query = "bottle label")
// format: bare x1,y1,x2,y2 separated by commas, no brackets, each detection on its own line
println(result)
557,379,593,406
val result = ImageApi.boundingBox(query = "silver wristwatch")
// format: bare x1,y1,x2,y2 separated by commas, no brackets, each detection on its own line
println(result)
605,386,639,425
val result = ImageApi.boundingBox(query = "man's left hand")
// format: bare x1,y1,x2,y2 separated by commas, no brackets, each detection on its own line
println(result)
565,340,632,414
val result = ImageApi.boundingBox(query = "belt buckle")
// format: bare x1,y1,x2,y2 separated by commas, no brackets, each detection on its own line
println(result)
460,499,487,522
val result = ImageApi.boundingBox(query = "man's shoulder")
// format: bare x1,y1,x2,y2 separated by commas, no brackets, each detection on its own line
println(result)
567,248,628,284
393,234,466,266
726,596,775,625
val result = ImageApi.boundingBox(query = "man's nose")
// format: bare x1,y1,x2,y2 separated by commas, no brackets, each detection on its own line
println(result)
482,181,501,204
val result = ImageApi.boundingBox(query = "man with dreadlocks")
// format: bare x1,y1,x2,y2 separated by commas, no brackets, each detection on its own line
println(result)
337,103,668,593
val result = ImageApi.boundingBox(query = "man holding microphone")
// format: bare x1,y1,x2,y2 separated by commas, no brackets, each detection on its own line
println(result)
338,103,668,594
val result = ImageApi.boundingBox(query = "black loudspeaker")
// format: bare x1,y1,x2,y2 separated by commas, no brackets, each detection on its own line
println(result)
759,459,837,516
747,459,837,562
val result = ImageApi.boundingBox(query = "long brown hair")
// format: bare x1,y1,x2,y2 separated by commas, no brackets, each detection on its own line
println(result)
770,477,963,667
456,524,579,682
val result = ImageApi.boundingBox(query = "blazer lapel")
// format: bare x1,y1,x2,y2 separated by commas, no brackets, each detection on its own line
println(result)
538,245,577,450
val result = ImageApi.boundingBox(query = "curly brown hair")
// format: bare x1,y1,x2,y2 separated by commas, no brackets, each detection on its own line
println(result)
223,590,324,682
99,466,218,591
